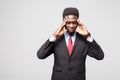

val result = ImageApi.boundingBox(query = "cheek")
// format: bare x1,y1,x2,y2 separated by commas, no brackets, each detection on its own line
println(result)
65,26,77,30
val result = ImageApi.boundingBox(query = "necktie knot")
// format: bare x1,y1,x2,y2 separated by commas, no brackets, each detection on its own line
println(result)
69,32,74,36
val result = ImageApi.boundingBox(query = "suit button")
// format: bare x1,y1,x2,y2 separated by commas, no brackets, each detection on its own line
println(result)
69,68,72,71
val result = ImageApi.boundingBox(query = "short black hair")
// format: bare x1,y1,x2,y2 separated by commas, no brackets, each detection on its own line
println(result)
63,7,79,18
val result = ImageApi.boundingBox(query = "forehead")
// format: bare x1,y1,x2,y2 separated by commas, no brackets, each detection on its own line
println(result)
65,15,77,21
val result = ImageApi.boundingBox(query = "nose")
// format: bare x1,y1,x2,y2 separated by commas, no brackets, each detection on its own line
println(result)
69,23,74,28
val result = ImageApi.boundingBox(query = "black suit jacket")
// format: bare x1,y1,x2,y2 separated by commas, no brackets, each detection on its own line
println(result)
37,32,104,80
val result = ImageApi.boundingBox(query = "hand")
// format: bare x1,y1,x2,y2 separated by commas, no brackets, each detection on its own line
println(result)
76,19,91,38
52,19,67,38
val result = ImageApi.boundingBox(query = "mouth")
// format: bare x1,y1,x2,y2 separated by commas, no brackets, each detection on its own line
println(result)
68,28,76,32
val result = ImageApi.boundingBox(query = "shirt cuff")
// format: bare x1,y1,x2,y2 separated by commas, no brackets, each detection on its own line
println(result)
49,35,57,42
87,36,94,42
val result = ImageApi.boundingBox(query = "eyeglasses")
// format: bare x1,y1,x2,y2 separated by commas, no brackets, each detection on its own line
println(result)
66,21,78,25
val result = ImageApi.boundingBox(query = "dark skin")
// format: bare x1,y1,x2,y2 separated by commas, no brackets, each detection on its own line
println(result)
52,15,90,38
64,15,78,35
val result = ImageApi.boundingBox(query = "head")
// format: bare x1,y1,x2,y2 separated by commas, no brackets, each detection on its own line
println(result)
63,7,79,34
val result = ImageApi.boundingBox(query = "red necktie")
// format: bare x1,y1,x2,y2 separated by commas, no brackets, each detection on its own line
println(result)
68,35,73,56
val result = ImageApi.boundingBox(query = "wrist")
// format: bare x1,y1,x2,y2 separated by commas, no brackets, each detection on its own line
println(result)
84,33,91,38
52,33,59,38
87,35,93,42
49,35,57,42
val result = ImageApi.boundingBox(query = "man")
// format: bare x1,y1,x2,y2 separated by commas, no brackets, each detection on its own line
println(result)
37,7,104,80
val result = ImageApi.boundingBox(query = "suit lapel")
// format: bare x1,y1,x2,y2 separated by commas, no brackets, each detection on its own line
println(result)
63,36,70,56
57,34,69,57
70,33,79,56
70,32,86,57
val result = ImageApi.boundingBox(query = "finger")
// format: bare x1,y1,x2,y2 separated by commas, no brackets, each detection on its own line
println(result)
77,19,80,23
57,26,64,33
76,28,79,33
79,25,86,31
59,29,66,35
63,18,67,25
63,18,67,22
56,21,66,34
77,20,84,27
80,25,89,33
58,20,66,30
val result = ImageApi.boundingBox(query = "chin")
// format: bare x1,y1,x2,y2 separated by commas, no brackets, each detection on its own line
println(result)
67,31,75,35
69,30,75,33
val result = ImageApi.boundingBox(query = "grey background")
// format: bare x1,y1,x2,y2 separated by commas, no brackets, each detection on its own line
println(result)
0,0,120,80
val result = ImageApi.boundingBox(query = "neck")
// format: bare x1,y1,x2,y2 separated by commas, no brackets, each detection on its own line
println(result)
68,32,75,36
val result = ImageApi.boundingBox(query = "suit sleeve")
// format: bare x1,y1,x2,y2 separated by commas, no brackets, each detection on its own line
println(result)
37,39,54,59
87,40,104,60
